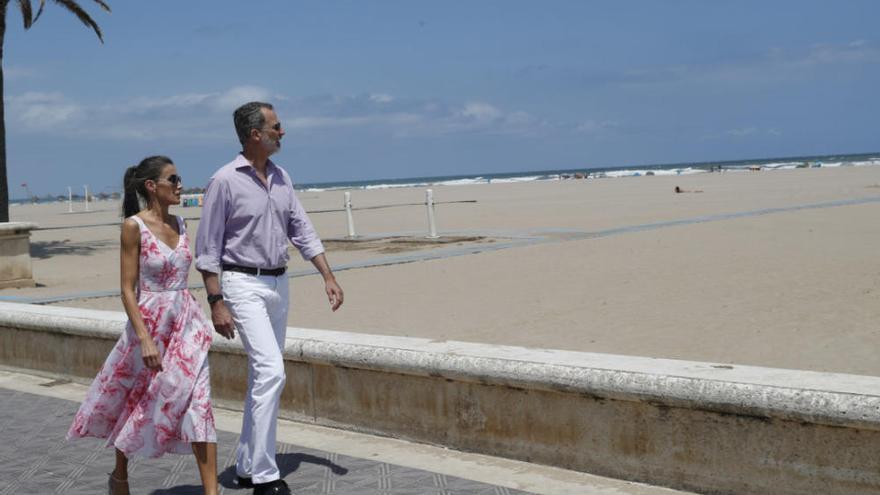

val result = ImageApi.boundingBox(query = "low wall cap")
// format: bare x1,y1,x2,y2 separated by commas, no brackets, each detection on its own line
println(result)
0,222,39,233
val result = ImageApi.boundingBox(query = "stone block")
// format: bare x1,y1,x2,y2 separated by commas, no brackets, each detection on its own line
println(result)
0,222,38,288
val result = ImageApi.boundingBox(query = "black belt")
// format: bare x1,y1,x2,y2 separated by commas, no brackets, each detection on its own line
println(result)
222,264,286,276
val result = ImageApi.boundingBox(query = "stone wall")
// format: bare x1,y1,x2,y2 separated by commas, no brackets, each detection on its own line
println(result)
2,301,879,494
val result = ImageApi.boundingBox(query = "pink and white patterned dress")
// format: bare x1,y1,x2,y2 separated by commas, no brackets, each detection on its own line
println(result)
67,215,216,458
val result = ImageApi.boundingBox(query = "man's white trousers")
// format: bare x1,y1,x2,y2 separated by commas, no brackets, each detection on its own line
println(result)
222,270,290,484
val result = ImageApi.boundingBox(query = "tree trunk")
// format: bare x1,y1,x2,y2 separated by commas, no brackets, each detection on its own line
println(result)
0,4,8,223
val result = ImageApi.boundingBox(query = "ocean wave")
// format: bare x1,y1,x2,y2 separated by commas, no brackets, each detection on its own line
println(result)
488,175,547,184
433,177,488,186
364,182,429,190
759,161,803,169
600,167,708,178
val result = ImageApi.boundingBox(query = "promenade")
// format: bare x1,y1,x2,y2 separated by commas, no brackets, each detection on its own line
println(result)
0,369,689,495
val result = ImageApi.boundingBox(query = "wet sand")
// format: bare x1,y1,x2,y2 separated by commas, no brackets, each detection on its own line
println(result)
7,165,880,375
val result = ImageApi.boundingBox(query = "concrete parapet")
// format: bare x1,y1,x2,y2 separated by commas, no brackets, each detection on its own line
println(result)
1,301,879,494
0,222,38,288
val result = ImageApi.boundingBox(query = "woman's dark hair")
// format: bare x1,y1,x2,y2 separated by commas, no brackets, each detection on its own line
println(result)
122,155,173,217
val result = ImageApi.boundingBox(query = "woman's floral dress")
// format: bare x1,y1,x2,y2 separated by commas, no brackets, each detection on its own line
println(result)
67,215,216,458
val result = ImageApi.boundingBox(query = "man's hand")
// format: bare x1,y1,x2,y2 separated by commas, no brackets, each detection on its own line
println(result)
325,278,344,311
311,253,343,311
211,301,236,339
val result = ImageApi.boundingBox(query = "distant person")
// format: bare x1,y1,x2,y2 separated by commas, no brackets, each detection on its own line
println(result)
196,101,343,495
674,186,703,193
67,156,219,495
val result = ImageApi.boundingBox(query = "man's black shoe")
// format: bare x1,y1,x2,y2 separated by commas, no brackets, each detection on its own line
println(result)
236,475,255,488
253,479,291,495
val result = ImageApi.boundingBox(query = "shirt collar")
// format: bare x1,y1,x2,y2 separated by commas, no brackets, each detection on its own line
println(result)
233,153,277,176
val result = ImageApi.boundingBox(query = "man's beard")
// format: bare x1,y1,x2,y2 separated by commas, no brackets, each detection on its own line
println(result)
260,135,281,155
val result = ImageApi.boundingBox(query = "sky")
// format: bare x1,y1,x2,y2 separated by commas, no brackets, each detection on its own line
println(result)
4,1,879,198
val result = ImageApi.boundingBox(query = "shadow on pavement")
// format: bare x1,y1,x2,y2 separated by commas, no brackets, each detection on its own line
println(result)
30,239,115,259
146,452,351,493
149,485,203,495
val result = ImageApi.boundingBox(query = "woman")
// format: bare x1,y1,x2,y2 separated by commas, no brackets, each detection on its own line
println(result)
67,156,219,495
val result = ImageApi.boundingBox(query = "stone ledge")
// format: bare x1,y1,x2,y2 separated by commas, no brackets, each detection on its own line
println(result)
3,301,880,494
2,301,878,431
0,221,38,234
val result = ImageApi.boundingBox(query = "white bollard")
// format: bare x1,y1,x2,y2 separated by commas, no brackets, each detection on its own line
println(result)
83,185,90,212
425,188,439,239
67,187,73,213
344,191,356,238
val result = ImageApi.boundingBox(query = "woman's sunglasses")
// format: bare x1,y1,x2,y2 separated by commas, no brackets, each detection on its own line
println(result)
158,174,182,186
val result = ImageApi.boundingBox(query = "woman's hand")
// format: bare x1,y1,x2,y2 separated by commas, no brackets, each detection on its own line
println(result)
140,338,163,371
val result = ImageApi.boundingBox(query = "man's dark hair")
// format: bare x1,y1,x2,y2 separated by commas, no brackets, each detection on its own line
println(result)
233,101,274,145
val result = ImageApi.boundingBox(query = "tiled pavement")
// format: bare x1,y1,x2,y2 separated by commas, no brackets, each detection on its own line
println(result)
0,388,533,495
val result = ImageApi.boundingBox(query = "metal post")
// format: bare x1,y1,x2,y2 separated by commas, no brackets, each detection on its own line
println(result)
67,187,73,213
344,191,356,238
83,185,90,212
425,188,439,239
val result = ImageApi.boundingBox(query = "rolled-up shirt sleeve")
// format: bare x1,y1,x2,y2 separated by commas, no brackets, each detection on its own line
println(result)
287,188,324,261
195,177,229,274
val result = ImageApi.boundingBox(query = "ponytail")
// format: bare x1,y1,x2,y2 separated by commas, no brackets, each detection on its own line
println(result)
122,165,141,218
121,155,174,218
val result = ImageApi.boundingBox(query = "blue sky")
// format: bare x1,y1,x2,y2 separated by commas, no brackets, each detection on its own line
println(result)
4,1,879,197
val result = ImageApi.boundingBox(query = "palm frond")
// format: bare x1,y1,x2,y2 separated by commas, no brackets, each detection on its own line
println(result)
90,0,111,13
50,0,105,43
32,0,46,23
15,0,35,29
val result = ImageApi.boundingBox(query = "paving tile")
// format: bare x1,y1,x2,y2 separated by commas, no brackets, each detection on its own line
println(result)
0,389,533,495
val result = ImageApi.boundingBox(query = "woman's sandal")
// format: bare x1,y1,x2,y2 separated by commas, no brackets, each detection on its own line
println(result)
108,472,130,495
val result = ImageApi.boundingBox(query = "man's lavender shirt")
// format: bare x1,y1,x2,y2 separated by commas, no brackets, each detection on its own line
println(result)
195,154,324,274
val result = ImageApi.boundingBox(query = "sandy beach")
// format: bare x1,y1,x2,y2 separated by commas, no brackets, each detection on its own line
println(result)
6,165,880,376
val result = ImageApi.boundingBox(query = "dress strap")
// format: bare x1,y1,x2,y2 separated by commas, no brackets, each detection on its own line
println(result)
129,215,147,231
176,215,186,235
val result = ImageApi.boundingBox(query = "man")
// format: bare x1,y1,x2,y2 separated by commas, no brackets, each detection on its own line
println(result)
196,101,343,495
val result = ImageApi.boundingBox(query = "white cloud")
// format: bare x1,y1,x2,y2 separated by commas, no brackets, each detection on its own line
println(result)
700,126,783,141
5,66,36,80
126,93,214,111
7,86,284,141
286,94,546,138
8,92,83,128
213,86,275,112
575,120,618,134
118,86,276,115
368,93,393,103
7,87,561,142
799,41,880,66
601,40,879,89
458,102,502,122
727,127,758,137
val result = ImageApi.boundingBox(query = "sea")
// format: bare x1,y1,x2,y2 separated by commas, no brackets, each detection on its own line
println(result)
11,152,880,204
294,152,880,193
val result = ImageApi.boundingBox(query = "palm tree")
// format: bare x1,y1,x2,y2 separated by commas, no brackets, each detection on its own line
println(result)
0,0,110,222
